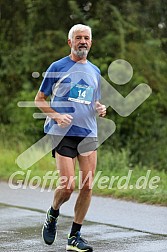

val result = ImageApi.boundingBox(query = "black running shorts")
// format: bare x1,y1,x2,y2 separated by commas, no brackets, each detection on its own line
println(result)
52,135,98,158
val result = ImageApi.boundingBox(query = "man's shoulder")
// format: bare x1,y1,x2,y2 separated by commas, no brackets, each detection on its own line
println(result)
87,60,101,74
50,56,71,71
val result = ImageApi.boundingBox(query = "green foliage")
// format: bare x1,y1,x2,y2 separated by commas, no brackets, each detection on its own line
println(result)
1,0,167,172
0,143,166,205
95,147,167,205
0,90,44,149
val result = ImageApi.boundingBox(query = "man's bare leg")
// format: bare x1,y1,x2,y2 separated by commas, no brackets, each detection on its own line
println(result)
74,151,97,224
52,153,76,210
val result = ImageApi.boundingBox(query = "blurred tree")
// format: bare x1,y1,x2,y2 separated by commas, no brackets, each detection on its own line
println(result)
0,0,166,170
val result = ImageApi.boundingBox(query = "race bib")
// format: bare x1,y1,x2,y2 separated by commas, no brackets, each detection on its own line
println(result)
68,83,94,104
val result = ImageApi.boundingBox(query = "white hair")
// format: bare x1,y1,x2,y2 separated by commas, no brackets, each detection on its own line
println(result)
68,24,92,40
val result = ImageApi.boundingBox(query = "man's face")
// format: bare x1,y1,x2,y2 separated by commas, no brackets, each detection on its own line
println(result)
68,29,92,59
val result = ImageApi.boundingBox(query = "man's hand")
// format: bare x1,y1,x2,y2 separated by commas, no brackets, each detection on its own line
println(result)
95,101,106,117
54,113,73,128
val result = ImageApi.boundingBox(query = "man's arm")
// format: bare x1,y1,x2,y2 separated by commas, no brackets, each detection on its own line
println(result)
35,91,73,128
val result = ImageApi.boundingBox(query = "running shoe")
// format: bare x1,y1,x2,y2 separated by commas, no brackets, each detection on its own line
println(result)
66,231,93,251
42,208,58,245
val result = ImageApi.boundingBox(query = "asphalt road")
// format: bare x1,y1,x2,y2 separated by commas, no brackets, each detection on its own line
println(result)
0,182,167,235
0,182,167,251
0,204,167,252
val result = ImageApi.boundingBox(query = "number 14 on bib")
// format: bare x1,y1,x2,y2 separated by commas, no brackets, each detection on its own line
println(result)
68,83,94,105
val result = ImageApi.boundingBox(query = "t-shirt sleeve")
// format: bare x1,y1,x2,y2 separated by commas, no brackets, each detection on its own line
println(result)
39,63,57,96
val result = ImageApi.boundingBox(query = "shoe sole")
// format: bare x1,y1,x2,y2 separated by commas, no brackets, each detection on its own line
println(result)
66,245,92,252
42,225,57,245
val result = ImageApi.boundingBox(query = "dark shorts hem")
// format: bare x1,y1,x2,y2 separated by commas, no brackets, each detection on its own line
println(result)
51,135,98,158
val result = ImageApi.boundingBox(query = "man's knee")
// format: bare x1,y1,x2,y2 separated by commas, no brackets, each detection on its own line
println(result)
80,171,95,192
60,183,75,199
80,181,93,192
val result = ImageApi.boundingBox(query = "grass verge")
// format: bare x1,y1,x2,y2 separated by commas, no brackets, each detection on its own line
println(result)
0,142,166,205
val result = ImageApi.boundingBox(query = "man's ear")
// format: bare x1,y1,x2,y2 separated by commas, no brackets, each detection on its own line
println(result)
68,39,72,48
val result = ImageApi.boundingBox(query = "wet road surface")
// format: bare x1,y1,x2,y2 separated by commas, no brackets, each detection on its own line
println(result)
1,182,167,235
0,204,167,252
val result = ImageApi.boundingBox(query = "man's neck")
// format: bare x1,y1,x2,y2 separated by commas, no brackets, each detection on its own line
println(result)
69,53,87,64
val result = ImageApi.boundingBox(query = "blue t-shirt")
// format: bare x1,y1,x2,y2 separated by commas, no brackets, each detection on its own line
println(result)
39,56,101,137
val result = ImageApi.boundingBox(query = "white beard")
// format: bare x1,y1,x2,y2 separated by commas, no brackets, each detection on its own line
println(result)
71,47,88,58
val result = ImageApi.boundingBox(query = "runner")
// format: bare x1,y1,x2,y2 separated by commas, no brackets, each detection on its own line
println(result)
35,24,106,252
